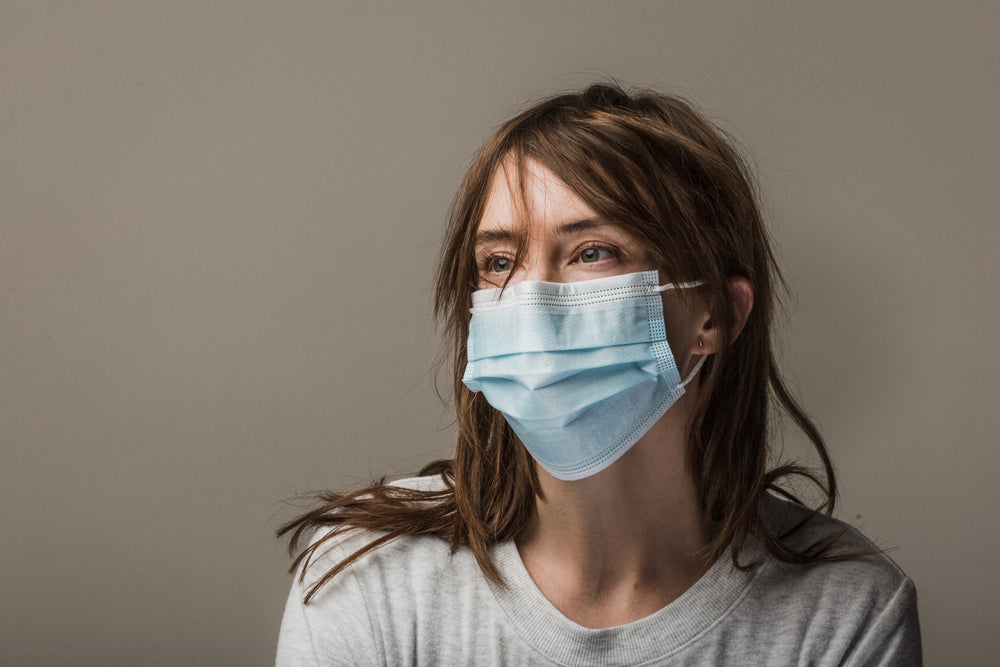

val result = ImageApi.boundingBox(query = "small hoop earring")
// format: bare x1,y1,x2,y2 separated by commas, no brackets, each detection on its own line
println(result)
698,339,704,348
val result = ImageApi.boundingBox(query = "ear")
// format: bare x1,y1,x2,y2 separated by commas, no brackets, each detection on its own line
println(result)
693,277,754,354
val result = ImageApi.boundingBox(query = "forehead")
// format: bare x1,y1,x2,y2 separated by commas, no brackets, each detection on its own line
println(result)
478,158,598,234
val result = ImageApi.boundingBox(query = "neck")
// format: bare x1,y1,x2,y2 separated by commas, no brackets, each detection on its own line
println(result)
515,390,712,629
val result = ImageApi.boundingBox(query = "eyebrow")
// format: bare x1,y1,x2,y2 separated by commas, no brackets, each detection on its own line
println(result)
474,228,516,248
555,219,611,236
474,218,613,249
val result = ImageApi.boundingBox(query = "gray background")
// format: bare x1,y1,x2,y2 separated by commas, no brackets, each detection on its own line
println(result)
2,2,996,665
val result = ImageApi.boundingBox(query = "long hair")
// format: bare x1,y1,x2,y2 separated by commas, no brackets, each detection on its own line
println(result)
279,83,848,603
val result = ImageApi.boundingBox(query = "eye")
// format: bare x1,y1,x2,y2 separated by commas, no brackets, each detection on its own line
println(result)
484,254,514,274
579,245,615,264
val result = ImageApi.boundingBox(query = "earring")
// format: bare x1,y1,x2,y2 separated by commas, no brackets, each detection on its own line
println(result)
698,339,704,348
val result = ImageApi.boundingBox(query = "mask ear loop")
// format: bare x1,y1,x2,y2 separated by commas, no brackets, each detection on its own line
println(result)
655,280,705,292
679,354,707,388
653,279,709,387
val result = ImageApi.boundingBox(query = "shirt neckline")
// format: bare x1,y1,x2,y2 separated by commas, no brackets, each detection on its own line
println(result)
486,536,767,666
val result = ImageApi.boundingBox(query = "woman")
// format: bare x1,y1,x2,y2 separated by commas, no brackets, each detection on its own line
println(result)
276,83,921,665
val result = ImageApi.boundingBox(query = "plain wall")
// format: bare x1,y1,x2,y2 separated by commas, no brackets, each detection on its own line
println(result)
2,2,997,664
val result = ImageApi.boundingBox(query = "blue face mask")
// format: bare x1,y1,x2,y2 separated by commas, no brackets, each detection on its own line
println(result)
462,270,706,481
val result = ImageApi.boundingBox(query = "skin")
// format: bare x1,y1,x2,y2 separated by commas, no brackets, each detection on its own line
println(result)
475,158,753,629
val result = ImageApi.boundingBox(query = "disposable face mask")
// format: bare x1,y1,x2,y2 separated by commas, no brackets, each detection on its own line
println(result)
462,270,706,481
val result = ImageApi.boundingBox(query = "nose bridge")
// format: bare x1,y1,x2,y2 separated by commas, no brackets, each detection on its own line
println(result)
519,241,558,283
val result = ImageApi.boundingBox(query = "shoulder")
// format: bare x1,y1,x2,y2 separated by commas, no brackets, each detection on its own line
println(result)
384,473,449,493
277,473,490,666
744,493,922,664
759,492,908,587
757,492,912,597
301,474,457,592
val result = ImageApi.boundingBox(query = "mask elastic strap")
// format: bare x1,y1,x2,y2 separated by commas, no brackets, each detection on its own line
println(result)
679,355,707,388
655,280,705,292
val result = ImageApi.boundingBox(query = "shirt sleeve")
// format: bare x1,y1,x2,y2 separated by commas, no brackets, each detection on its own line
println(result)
843,576,922,667
275,541,382,667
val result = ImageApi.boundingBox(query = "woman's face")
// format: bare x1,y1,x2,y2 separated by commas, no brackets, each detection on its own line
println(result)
474,158,658,289
473,157,707,373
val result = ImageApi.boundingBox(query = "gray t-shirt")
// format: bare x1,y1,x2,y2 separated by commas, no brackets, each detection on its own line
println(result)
276,476,920,665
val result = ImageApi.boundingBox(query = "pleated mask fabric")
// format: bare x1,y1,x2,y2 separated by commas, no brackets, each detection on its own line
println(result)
462,270,705,481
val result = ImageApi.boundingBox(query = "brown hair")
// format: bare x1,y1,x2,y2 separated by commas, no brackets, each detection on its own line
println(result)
279,82,849,603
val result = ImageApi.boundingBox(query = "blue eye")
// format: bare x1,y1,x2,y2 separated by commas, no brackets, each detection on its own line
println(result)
489,256,512,273
580,246,612,263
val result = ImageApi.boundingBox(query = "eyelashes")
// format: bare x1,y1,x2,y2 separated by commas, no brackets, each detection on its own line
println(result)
478,242,621,277
578,245,616,264
480,254,514,274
